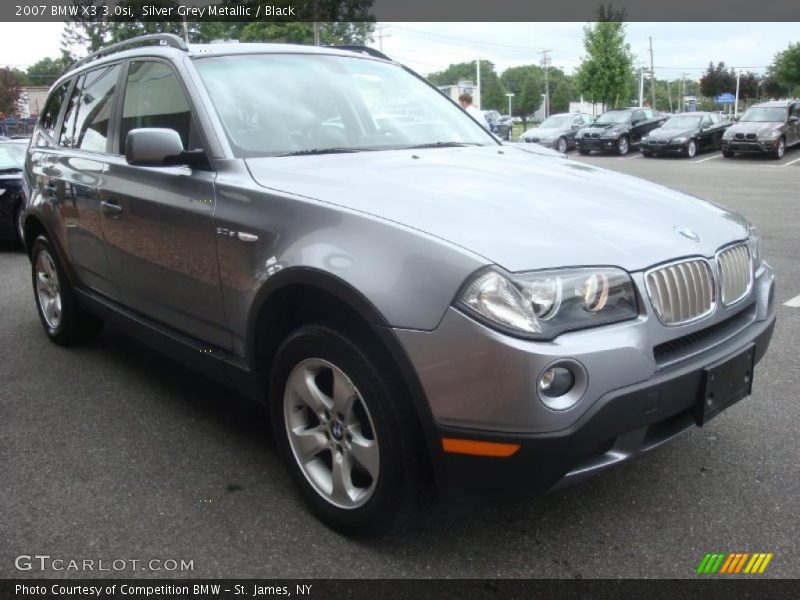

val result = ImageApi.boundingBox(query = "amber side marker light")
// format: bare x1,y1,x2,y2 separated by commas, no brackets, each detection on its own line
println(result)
442,438,521,457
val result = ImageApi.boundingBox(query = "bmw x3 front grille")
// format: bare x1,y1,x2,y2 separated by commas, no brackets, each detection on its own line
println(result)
646,259,715,325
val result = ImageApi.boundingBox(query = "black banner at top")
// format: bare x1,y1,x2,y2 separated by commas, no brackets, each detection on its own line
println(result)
2,0,800,22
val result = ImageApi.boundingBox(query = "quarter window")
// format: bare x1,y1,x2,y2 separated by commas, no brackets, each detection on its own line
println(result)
39,81,70,141
75,64,121,153
120,61,193,153
58,74,85,148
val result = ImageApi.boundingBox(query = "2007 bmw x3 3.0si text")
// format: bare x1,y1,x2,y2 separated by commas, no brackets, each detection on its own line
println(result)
20,34,776,535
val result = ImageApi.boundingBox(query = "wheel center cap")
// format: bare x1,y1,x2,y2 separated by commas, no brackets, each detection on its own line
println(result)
331,421,343,441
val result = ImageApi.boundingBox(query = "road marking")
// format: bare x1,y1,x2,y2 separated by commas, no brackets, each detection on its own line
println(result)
619,154,641,160
689,153,722,164
781,157,800,167
783,294,800,308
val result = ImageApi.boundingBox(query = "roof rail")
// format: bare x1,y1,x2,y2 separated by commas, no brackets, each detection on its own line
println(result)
328,45,393,62
70,33,189,70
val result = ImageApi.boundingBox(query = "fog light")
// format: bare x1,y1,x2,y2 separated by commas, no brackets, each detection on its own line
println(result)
538,366,575,398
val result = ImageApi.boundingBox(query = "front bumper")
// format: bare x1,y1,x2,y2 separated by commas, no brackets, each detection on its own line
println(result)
576,137,618,152
396,263,776,496
722,138,778,153
641,140,687,154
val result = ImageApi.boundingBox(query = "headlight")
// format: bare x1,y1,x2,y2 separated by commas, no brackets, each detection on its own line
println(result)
457,267,639,339
748,224,762,267
723,130,734,139
760,130,780,140
671,137,688,144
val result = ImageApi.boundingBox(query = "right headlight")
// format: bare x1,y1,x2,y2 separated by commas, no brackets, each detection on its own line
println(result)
748,224,762,267
456,267,639,340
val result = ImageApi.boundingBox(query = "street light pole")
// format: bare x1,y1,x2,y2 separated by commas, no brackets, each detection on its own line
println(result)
506,92,515,116
475,59,481,109
734,69,741,117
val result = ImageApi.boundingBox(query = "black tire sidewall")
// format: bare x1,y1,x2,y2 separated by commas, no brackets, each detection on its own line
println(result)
269,324,424,535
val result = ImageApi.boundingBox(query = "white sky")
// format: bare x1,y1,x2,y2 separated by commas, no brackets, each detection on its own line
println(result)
0,21,796,82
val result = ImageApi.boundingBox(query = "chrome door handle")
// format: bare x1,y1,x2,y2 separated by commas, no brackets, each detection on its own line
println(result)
100,199,123,217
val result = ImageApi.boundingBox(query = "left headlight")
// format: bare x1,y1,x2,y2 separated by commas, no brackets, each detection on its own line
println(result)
748,224,762,267
456,267,639,340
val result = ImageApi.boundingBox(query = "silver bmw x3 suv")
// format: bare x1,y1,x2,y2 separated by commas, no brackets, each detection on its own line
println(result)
21,35,776,534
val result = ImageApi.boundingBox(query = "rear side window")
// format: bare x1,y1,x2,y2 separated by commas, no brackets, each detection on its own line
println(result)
74,64,122,153
39,81,70,141
59,74,85,148
120,61,192,153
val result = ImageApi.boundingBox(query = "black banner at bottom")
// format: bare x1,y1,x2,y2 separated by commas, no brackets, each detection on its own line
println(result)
3,579,800,600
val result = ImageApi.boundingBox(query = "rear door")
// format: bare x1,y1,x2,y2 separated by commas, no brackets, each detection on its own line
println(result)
100,59,229,350
788,103,800,146
630,110,648,145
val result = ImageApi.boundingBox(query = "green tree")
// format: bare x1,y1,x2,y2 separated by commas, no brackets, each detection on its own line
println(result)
428,60,505,111
547,69,577,114
25,57,71,87
699,62,736,98
769,42,800,97
500,65,542,117
0,67,23,115
575,7,634,109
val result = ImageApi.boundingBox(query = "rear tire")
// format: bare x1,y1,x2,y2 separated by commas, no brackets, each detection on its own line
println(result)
270,324,428,535
30,235,102,345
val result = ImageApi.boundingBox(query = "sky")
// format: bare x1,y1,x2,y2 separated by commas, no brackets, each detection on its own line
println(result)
0,21,796,81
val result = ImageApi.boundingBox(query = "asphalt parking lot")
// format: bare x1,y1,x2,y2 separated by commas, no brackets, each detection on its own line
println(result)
1,147,798,579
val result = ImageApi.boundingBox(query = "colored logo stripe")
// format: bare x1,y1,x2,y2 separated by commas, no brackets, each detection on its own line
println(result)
697,552,773,574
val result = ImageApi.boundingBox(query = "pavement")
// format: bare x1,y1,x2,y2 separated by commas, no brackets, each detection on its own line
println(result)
1,146,798,579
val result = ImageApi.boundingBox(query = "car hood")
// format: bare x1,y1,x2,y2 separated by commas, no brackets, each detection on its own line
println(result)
245,145,748,272
523,127,566,139
580,122,629,136
727,121,783,135
648,127,696,140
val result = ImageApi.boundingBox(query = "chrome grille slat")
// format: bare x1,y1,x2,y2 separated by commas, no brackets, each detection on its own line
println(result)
718,244,752,306
646,259,714,325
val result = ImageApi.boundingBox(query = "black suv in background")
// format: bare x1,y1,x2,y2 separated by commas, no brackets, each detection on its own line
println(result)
640,112,731,158
576,107,666,155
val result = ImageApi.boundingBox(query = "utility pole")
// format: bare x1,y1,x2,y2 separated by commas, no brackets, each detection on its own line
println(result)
539,49,551,118
374,25,391,52
638,67,644,107
681,72,687,111
181,16,189,44
475,59,481,109
312,0,320,45
734,69,741,117
648,39,655,107
666,80,673,112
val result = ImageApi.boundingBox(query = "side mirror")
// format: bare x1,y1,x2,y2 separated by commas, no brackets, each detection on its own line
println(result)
789,115,799,123
732,115,740,122
632,119,642,126
125,128,208,168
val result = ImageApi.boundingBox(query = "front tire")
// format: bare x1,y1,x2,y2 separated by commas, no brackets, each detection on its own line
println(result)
641,148,653,157
772,137,786,159
15,203,25,246
722,148,735,158
685,139,697,158
556,137,568,154
30,236,102,345
270,324,428,535
616,136,630,155
578,147,590,155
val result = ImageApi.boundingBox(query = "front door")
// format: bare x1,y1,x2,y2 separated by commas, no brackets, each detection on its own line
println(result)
100,60,229,350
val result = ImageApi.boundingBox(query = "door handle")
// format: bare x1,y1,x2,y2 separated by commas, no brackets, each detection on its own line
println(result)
100,199,123,217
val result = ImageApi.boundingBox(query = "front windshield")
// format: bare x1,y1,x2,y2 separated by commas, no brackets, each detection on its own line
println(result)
595,111,632,124
740,107,787,122
538,116,572,128
194,54,497,157
662,116,702,129
0,143,26,170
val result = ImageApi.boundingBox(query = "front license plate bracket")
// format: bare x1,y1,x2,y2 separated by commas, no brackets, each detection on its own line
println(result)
695,344,756,426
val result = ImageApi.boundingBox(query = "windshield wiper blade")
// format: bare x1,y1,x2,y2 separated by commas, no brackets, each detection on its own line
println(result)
278,147,370,157
404,141,483,149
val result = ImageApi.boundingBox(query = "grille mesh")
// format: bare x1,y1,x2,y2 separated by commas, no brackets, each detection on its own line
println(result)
718,244,752,305
646,259,715,325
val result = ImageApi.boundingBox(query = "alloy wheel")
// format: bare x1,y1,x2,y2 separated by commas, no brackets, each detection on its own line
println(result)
617,136,629,155
557,137,567,153
687,140,697,158
776,138,785,159
284,358,379,509
35,249,62,330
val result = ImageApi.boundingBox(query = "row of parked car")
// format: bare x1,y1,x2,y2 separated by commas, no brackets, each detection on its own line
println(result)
519,100,800,159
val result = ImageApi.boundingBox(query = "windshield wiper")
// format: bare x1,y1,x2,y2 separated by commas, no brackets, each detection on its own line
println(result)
403,141,483,149
278,147,371,157
0,167,23,174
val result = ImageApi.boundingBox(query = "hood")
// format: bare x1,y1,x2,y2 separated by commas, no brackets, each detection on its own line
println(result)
648,126,695,140
727,121,783,135
580,122,629,135
523,127,566,139
245,145,748,273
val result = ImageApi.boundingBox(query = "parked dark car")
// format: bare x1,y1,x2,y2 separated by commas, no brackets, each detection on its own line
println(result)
722,100,800,159
21,35,776,535
0,137,28,243
520,112,594,153
482,110,512,140
640,112,731,158
575,108,666,155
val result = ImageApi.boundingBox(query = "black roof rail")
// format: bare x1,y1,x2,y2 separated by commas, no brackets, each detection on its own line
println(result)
328,45,393,62
70,33,189,70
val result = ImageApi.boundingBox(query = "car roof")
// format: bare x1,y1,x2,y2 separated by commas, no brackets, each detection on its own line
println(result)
53,41,390,90
752,100,796,108
667,112,716,117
